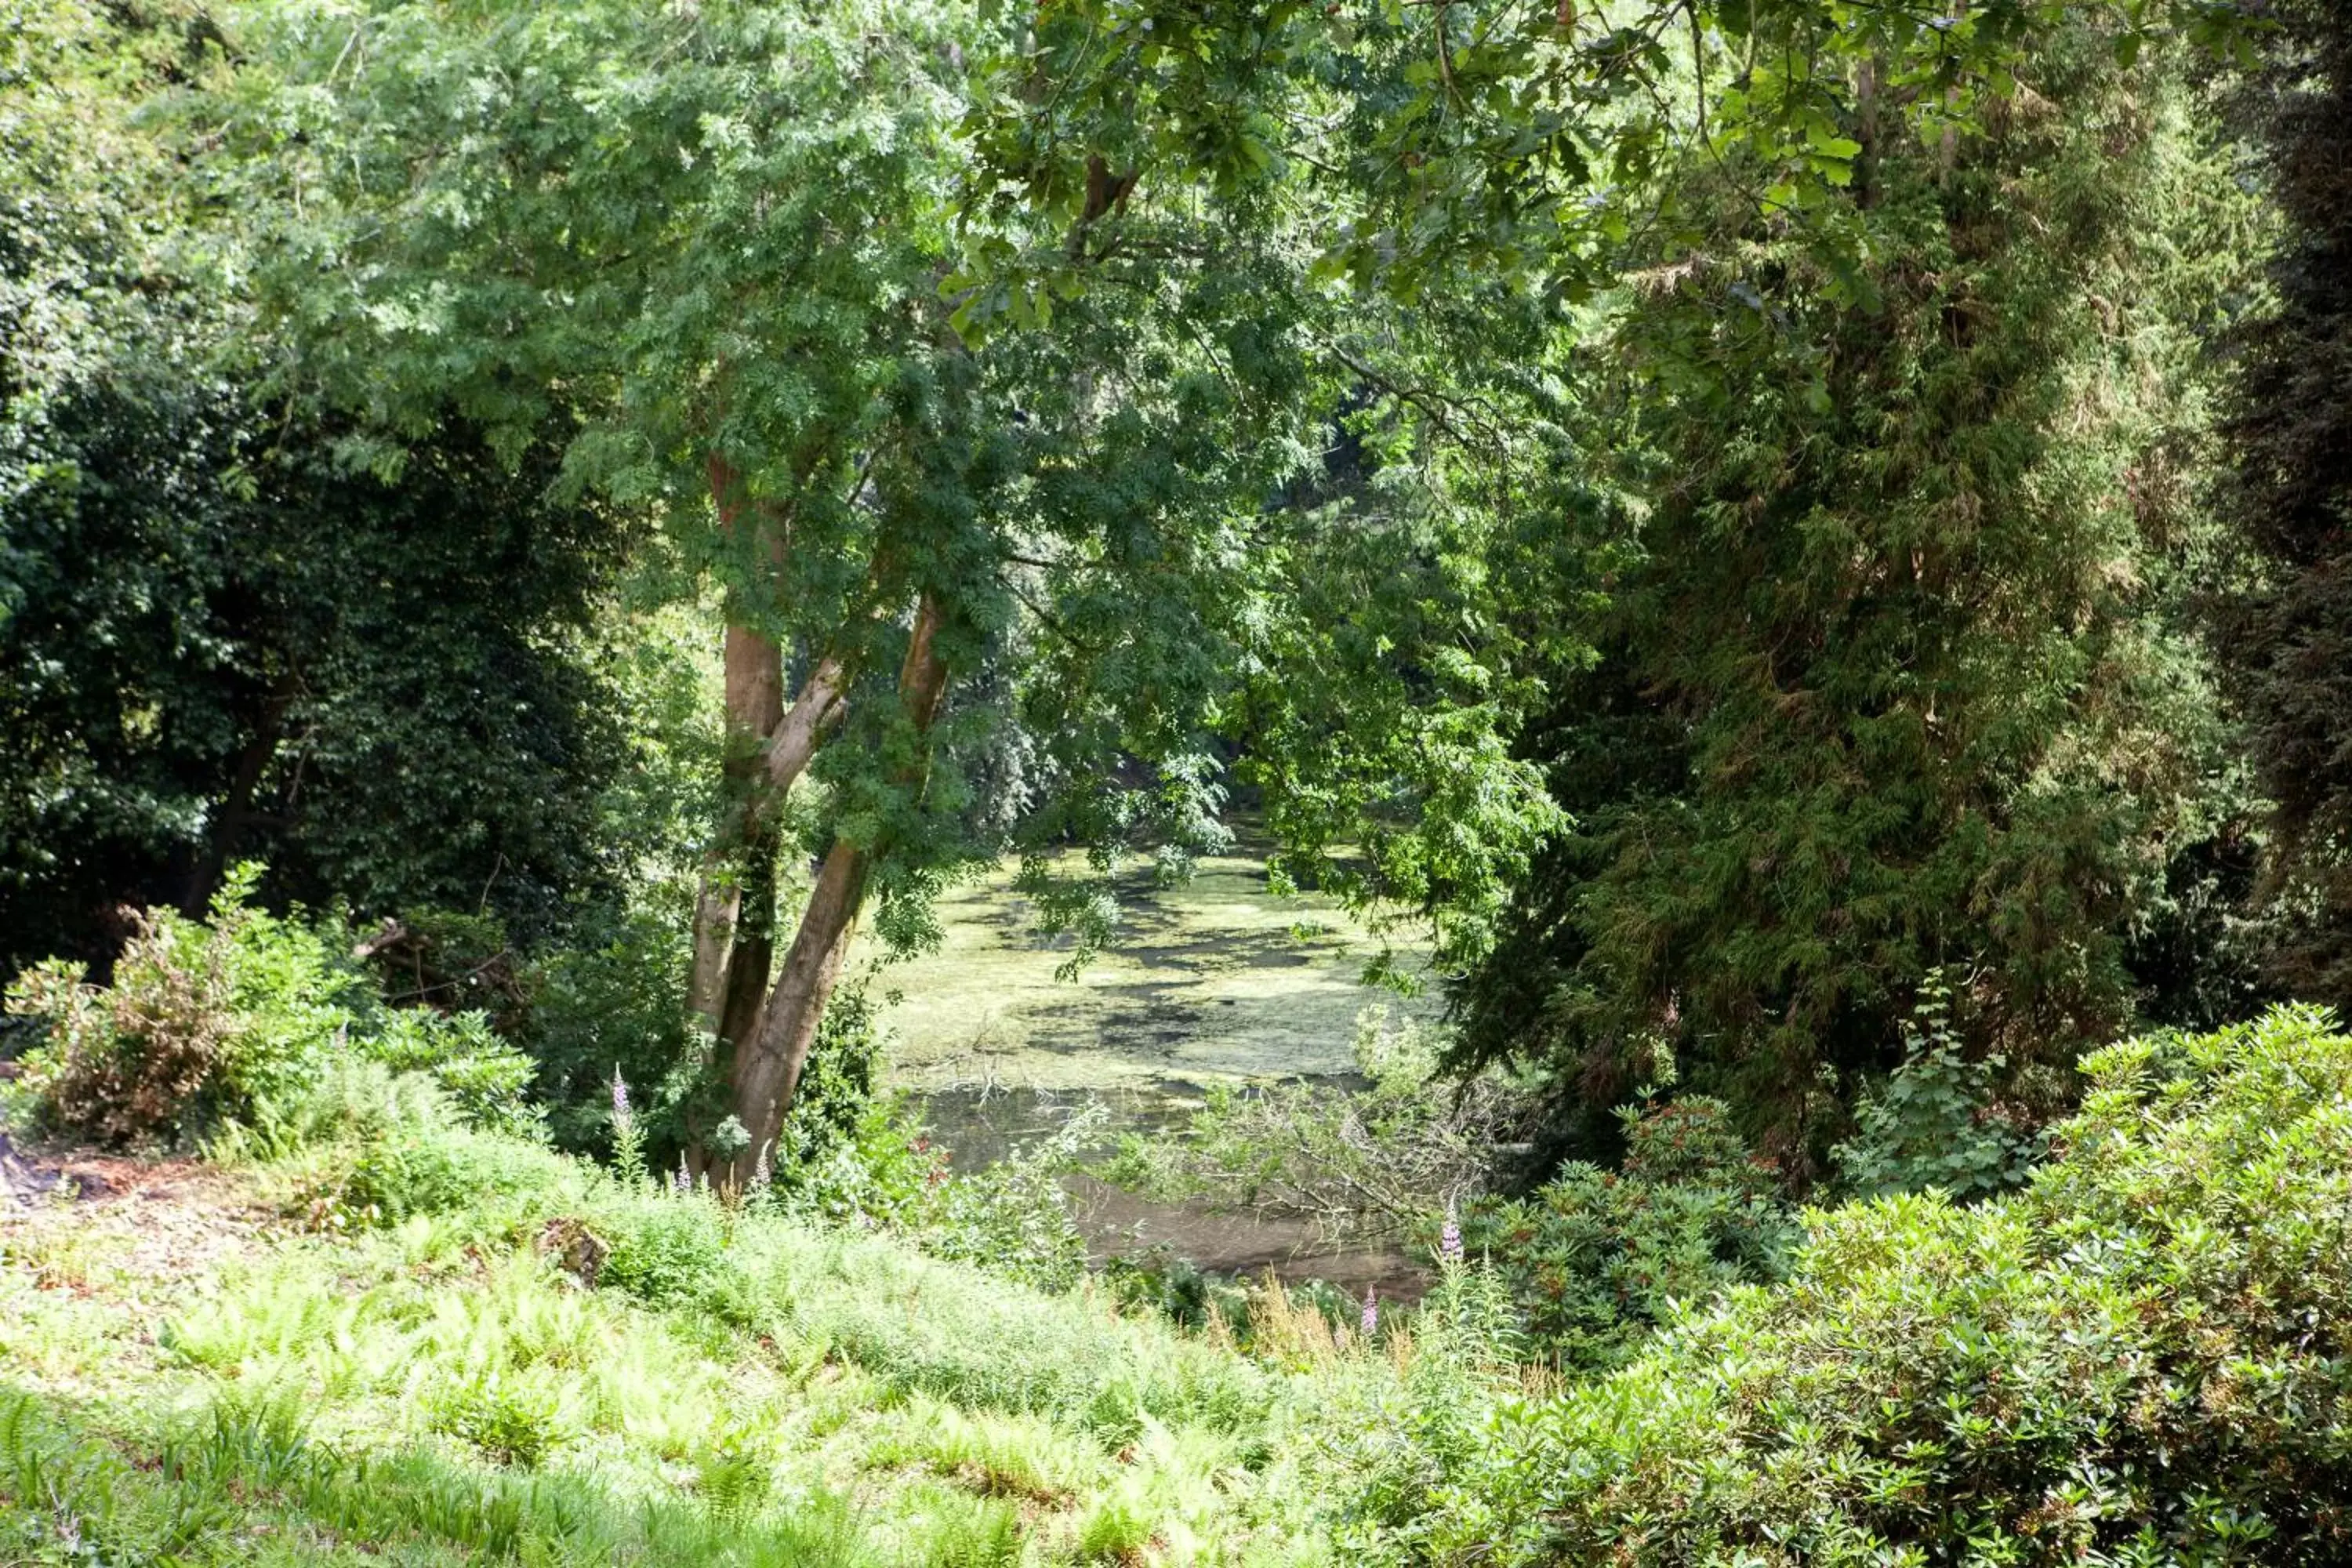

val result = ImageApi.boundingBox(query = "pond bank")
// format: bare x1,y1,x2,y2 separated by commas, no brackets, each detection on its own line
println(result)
857,847,1442,1294
920,1083,1434,1301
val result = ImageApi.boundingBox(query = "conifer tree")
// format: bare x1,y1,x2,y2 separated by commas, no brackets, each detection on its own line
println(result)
1451,27,2248,1171
2212,0,2352,1009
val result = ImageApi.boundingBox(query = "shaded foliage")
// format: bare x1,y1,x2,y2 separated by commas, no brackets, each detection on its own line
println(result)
2211,0,2352,1011
1456,1096,1796,1375
4,867,536,1148
0,1,644,975
1451,27,2251,1174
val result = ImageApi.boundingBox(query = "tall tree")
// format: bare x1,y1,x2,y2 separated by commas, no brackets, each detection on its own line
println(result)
1452,24,2250,1170
2212,0,2352,1010
209,0,1325,1178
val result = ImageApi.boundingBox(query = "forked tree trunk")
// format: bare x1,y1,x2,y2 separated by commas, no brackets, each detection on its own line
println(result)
713,827,779,1063
726,838,869,1181
687,456,852,1121
725,591,952,1185
686,622,785,1042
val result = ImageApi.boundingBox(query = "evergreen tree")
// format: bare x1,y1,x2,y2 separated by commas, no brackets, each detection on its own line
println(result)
1451,29,2250,1173
2212,0,2352,1011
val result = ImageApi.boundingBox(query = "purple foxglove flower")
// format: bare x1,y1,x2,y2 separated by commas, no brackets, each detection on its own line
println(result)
1360,1286,1377,1338
673,1159,691,1196
1440,1204,1464,1266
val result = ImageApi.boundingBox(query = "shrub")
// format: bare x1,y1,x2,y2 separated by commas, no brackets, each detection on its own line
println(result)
1305,1263,1536,1552
1417,1006,2352,1566
1831,971,2046,1202
767,1087,946,1227
5,868,543,1148
1457,1095,1798,1372
4,930,229,1145
759,1069,1093,1294
368,1008,543,1141
910,1105,1098,1292
758,988,953,1230
262,1062,577,1229
1102,1249,1253,1335
428,1370,571,1468
516,899,696,1161
0,866,337,1144
1098,1006,1535,1244
775,984,889,1170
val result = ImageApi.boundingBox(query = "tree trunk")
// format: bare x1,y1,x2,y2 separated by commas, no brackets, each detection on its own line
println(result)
728,838,869,1181
686,622,785,1041
715,811,782,1058
182,671,298,916
688,455,851,1067
725,591,952,1184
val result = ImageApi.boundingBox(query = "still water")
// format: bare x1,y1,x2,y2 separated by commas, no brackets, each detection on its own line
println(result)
857,847,1442,1297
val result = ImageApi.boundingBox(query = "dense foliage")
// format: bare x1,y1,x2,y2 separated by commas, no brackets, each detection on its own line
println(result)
1405,1007,2352,1565
13,896,2352,1566
1454,1096,1795,1374
0,2,649,974
1440,22,2252,1171
11,0,2352,1559
3,867,537,1147
2211,0,2352,1011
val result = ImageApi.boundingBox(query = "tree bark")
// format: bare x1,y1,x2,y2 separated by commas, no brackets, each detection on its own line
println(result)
688,456,853,1060
727,837,869,1181
726,590,952,1184
685,622,785,1039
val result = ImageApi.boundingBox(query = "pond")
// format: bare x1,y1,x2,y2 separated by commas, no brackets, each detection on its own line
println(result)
853,846,1443,1297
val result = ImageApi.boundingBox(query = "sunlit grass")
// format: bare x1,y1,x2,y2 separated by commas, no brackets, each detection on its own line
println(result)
0,1167,1384,1565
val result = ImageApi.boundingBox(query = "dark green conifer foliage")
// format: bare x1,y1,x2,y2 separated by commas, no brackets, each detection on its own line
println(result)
2212,0,2352,1011
1457,31,2241,1173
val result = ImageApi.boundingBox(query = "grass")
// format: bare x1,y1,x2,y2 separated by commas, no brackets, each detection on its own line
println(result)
12,1006,2352,1564
0,1143,1436,1566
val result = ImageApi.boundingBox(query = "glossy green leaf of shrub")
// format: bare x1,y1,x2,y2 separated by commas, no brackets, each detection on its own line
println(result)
1416,1005,2352,1566
1460,1095,1797,1374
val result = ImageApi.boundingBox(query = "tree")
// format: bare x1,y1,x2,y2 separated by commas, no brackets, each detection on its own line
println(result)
2211,0,2352,1011
209,0,1329,1178
1468,34,2261,1172
976,0,2262,1168
0,0,638,974
967,0,2252,313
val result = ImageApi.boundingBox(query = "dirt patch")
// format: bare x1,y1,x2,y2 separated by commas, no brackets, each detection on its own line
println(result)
0,1138,271,1294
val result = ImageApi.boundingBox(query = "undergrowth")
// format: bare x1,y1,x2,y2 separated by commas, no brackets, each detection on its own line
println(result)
9,889,2352,1564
